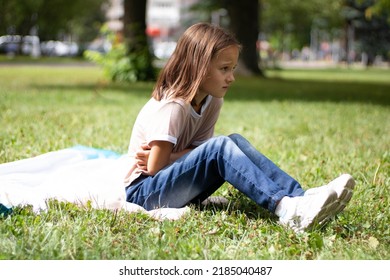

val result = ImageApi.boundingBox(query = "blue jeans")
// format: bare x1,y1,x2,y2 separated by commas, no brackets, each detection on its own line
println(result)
126,133,304,212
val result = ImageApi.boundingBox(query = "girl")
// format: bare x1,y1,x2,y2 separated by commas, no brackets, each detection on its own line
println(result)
124,22,355,233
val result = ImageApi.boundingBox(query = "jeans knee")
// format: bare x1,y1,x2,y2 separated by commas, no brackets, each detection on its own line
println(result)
212,135,230,145
228,133,244,143
207,135,246,154
205,135,234,152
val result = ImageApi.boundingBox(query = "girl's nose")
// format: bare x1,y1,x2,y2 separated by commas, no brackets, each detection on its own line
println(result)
227,72,235,83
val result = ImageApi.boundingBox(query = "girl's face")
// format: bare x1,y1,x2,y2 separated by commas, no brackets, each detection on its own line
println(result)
198,45,239,99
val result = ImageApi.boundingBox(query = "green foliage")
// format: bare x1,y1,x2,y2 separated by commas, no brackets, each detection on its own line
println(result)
262,0,345,51
84,26,155,83
0,0,107,41
367,0,390,16
0,65,389,259
85,44,133,83
344,0,390,63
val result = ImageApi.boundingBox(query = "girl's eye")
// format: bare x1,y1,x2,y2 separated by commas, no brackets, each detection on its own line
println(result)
221,66,236,72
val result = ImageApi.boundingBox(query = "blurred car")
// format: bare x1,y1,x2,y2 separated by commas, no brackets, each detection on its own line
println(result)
40,41,79,56
21,35,41,57
0,35,22,54
153,41,176,60
86,37,111,54
0,35,41,57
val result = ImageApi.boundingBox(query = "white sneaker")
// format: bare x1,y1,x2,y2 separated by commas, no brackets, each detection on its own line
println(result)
277,188,339,233
305,174,355,213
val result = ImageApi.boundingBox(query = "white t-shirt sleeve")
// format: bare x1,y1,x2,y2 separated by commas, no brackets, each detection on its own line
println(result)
144,100,186,147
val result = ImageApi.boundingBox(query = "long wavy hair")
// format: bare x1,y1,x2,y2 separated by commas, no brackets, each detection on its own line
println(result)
152,22,241,103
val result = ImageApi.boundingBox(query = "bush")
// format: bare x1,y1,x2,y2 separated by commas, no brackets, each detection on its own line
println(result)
84,26,155,83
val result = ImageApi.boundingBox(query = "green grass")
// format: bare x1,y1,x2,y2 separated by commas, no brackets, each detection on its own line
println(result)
0,54,88,65
0,65,389,260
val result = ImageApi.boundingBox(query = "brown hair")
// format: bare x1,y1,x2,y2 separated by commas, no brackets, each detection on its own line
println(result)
152,22,241,103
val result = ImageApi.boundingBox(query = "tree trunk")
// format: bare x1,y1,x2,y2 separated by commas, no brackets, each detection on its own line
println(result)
225,0,264,76
123,0,147,48
123,0,155,80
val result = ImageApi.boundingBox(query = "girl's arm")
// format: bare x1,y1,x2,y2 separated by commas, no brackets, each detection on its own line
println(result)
135,142,194,176
136,141,173,176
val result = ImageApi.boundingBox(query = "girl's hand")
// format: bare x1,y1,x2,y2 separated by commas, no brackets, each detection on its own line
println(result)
135,143,151,172
146,141,174,176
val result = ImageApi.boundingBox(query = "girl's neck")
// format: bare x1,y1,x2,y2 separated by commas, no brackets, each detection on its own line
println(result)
191,95,208,113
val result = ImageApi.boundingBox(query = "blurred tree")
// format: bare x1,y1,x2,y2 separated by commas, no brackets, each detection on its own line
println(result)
85,0,155,83
225,0,263,76
122,0,155,81
262,0,343,52
343,0,390,65
0,0,42,35
369,0,390,17
0,0,106,42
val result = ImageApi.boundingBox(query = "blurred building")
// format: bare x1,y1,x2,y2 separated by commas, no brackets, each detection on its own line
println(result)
105,0,200,59
146,0,199,38
106,0,124,33
105,0,199,37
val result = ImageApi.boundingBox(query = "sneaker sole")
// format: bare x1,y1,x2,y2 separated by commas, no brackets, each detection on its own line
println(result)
317,175,355,227
305,174,355,215
299,190,339,232
335,174,355,212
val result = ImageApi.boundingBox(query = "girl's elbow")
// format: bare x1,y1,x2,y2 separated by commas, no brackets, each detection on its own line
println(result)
146,164,165,176
147,168,159,176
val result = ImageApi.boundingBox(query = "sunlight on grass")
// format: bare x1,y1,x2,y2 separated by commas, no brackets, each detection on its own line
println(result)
266,67,390,84
0,65,389,260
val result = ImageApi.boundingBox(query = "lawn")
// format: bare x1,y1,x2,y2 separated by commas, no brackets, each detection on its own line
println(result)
0,64,389,260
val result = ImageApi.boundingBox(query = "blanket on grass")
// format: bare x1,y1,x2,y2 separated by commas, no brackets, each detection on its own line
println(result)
0,146,190,220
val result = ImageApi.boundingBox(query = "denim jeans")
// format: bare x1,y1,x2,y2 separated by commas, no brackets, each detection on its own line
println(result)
126,133,304,212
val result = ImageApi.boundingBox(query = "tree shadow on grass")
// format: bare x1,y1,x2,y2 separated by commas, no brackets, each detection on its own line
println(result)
33,76,390,106
32,82,154,97
226,76,390,106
